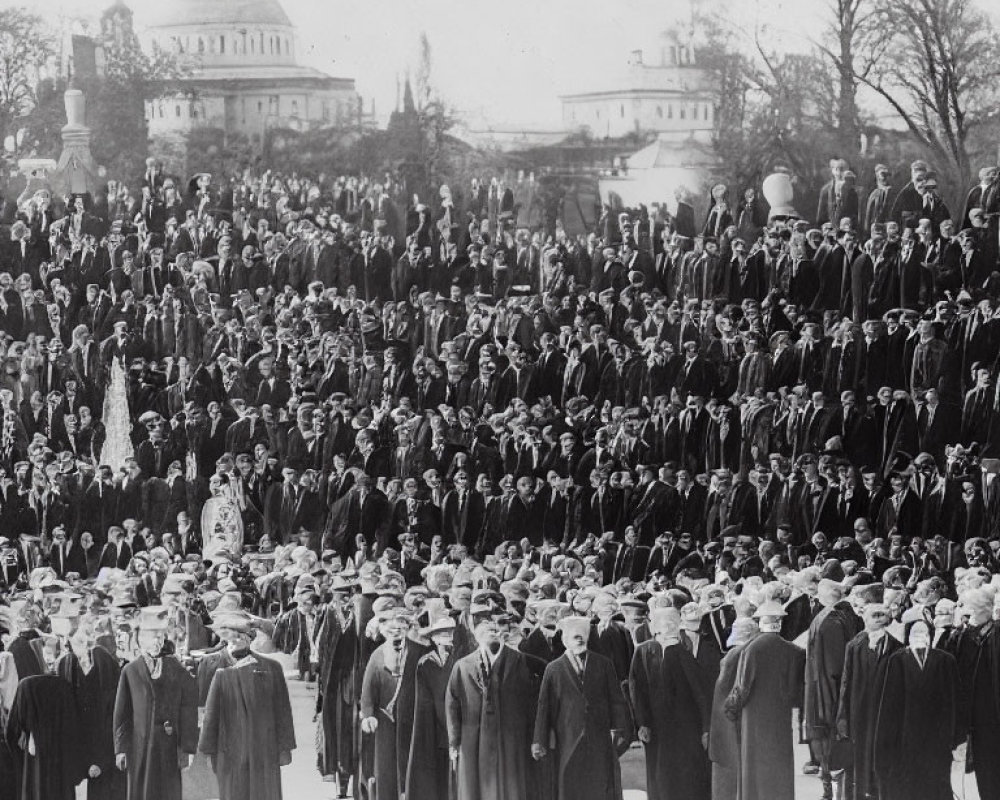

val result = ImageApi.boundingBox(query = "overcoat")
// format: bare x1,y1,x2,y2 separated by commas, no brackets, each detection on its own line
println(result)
835,631,901,800
873,648,958,800
804,601,861,747
629,640,710,800
708,643,747,800
445,645,537,800
532,651,633,800
405,650,457,800
6,673,85,800
58,648,127,800
724,632,805,800
198,652,296,800
113,656,199,800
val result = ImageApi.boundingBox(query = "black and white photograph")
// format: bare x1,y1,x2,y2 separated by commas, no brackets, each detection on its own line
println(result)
0,0,999,797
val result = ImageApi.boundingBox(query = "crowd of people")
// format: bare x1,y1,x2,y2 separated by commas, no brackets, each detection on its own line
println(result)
0,151,998,800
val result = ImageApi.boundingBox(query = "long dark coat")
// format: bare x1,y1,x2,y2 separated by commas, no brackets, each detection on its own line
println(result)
835,631,901,800
724,632,805,800
873,648,958,800
198,653,296,800
629,640,710,800
446,646,538,800
804,601,861,751
405,651,457,800
57,648,127,800
6,674,85,800
359,642,427,800
966,621,1000,799
113,656,199,800
708,643,747,800
533,651,633,800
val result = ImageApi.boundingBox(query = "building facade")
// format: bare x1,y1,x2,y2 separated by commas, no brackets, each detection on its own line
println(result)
139,0,360,144
560,28,714,142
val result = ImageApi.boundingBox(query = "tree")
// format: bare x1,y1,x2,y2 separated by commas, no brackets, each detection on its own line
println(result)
812,0,887,157
853,0,1000,211
0,8,54,156
698,14,845,210
89,26,189,182
409,32,459,201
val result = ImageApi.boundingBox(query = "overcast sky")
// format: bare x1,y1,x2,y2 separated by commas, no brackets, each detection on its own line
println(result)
4,0,995,129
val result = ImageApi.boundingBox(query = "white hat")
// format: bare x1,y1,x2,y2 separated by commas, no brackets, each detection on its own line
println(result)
138,605,171,631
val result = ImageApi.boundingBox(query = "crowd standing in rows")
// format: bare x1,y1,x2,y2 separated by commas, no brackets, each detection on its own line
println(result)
0,153,999,800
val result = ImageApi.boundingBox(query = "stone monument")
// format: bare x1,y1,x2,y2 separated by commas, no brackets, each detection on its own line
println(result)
762,169,799,221
50,89,99,198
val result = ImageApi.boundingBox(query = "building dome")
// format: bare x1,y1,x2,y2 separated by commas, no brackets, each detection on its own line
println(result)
145,0,292,29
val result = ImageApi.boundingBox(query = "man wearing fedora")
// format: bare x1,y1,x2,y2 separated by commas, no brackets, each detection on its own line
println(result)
198,610,295,800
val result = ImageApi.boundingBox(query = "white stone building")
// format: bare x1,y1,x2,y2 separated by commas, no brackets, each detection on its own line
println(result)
139,0,360,144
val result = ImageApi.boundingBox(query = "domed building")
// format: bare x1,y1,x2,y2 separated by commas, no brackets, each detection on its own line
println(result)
139,0,360,143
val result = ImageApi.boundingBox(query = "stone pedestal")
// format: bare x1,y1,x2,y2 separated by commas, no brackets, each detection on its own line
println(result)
50,89,99,198
762,171,799,220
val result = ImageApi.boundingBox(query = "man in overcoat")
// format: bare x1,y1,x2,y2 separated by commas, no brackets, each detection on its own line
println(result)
198,610,296,800
446,615,538,800
113,606,199,800
532,615,633,800
725,601,806,800
804,579,862,799
629,606,711,800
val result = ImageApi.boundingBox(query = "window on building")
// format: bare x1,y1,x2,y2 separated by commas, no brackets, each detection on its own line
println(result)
219,35,225,54
670,45,677,65
620,104,625,118
250,37,255,54
680,107,686,119
198,37,204,54
258,101,263,112
276,37,281,55
242,98,246,124
285,37,290,54
596,109,601,119
656,106,663,118
175,105,181,117
260,32,265,52
292,100,299,116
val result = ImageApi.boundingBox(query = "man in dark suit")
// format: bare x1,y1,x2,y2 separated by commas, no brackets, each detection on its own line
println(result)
672,190,697,239
629,466,678,547
592,247,626,294
889,160,928,228
255,357,292,410
917,388,960,468
816,159,859,228
863,164,894,233
98,526,132,570
323,473,392,556
440,469,485,549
